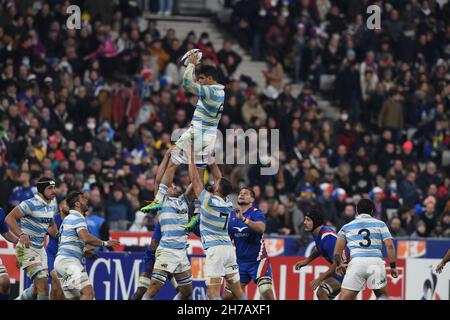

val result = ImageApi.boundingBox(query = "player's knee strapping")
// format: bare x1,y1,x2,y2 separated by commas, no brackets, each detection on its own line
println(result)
151,272,168,285
28,266,48,280
227,272,240,284
257,276,273,295
319,282,338,299
176,274,192,287
138,276,151,289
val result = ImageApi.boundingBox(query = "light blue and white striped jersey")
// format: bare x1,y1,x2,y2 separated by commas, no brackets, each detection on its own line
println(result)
337,214,392,259
199,190,233,250
57,210,87,262
157,194,189,250
183,63,225,136
18,194,57,250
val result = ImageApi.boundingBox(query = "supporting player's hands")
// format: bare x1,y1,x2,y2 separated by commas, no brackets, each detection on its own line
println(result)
436,261,445,274
295,260,308,270
19,233,31,248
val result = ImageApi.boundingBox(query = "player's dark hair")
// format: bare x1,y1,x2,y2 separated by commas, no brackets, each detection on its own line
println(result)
356,198,375,216
218,177,233,197
66,191,84,210
240,186,255,198
198,65,218,81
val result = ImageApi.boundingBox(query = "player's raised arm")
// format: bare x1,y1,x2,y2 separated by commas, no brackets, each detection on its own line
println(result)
182,54,210,99
188,146,204,199
155,146,174,194
209,160,222,185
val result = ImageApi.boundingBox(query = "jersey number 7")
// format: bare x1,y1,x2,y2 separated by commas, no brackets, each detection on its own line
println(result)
220,212,229,230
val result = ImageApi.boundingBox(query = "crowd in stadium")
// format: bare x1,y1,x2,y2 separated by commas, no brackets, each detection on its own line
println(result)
0,0,449,240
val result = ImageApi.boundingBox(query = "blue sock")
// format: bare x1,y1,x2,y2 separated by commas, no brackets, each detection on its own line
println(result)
37,295,49,300
0,293,9,300
239,294,248,300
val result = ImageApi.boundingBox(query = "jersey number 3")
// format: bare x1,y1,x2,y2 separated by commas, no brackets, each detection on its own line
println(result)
358,229,371,247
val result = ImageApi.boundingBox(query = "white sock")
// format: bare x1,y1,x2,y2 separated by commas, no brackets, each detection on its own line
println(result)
155,184,169,202
173,292,184,300
37,295,49,300
142,293,154,300
17,286,35,300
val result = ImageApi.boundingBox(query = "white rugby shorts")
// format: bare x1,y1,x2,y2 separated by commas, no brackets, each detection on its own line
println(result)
341,257,387,292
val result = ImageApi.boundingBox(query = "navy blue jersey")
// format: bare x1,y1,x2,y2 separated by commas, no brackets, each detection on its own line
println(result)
46,212,63,256
313,226,350,264
228,206,268,263
0,208,8,234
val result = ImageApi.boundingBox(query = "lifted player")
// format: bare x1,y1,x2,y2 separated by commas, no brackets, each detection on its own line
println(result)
295,209,350,300
141,52,225,213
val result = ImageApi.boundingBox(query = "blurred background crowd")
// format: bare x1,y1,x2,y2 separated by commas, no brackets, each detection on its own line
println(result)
0,0,449,239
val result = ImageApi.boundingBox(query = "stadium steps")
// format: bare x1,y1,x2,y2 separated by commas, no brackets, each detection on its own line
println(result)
143,14,340,120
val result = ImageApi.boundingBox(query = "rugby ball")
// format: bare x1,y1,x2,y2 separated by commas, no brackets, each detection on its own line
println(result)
181,48,202,66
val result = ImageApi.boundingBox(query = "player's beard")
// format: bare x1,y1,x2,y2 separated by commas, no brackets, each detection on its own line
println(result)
237,200,249,206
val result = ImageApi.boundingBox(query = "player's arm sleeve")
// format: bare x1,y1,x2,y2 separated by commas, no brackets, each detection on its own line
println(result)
337,228,346,241
17,200,31,217
252,210,266,224
74,219,88,233
321,235,337,256
152,221,162,241
380,223,393,241
198,189,209,204
182,63,210,98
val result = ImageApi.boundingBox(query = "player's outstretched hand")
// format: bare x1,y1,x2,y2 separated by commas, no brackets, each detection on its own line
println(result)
436,262,445,274
295,260,308,270
106,239,121,248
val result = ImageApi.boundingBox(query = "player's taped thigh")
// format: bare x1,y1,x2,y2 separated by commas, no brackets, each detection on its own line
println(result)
319,282,340,299
225,272,240,285
174,274,192,287
151,271,168,285
27,263,48,280
138,274,151,289
257,276,273,296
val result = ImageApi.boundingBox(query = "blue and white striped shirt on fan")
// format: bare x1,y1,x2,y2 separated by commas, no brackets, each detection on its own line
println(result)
57,210,87,261
157,194,189,250
18,194,57,250
337,214,392,259
199,190,233,250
